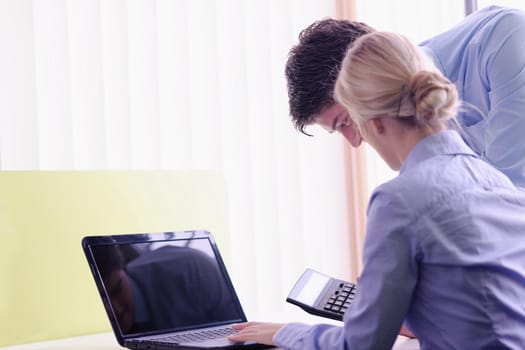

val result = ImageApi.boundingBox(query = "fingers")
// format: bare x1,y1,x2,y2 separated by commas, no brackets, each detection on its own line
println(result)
228,322,284,346
231,322,261,331
228,330,251,342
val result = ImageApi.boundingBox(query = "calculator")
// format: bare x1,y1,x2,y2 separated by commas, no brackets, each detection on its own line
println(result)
286,268,357,321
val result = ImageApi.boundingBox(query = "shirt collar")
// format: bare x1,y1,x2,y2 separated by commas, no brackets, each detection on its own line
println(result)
400,130,477,174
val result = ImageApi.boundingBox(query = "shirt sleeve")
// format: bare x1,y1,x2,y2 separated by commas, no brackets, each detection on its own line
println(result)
480,9,525,187
274,188,419,350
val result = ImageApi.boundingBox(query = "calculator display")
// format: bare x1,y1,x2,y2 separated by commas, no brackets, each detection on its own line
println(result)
294,271,330,305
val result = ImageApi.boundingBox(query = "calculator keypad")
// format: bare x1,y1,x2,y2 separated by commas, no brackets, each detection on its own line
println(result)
323,282,356,315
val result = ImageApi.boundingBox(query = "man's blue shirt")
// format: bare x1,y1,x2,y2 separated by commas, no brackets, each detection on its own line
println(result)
420,5,525,187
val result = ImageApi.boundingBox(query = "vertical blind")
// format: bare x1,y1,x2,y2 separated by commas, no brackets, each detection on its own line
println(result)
0,0,355,319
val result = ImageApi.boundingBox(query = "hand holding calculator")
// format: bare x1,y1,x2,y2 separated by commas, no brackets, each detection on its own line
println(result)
286,268,357,321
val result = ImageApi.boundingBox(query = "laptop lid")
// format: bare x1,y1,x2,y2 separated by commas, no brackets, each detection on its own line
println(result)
82,230,248,347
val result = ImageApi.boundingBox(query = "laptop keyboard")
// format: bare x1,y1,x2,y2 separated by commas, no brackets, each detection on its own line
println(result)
151,326,238,344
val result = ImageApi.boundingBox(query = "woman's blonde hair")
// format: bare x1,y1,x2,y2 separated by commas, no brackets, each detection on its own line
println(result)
334,31,458,133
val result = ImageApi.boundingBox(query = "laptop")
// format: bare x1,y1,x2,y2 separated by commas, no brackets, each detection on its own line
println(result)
82,230,272,350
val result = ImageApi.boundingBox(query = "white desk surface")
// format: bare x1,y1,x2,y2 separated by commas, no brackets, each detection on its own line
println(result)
1,309,419,350
0,332,420,350
1,333,120,350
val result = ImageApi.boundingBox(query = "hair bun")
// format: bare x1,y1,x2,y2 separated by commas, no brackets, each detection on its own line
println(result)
408,71,458,124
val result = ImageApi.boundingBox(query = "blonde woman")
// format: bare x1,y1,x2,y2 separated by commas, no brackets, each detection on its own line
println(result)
230,31,525,349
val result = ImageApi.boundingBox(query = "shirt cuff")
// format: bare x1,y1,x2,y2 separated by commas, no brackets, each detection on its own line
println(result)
273,322,313,350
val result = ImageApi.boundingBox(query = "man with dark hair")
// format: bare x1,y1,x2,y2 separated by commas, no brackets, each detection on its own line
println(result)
285,6,525,187
285,19,374,136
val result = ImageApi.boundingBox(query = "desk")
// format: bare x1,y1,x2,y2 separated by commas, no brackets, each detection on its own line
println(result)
0,332,419,350
0,333,276,350
0,310,420,350
0,333,120,350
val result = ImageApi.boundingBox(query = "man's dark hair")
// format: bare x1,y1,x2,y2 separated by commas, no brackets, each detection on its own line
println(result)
285,19,375,134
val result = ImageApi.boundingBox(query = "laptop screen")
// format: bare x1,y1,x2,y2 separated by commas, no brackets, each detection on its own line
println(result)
85,231,246,337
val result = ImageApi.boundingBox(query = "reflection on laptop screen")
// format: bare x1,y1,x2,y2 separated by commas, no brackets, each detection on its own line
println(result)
90,235,244,336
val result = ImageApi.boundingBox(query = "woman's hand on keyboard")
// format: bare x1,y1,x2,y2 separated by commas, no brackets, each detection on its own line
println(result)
228,322,285,346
